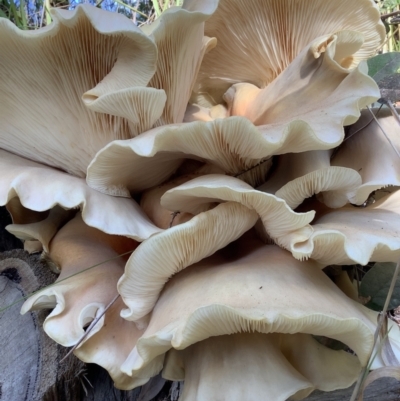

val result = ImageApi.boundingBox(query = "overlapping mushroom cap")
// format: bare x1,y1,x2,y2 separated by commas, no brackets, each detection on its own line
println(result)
0,0,216,237
86,0,383,195
8,0,400,399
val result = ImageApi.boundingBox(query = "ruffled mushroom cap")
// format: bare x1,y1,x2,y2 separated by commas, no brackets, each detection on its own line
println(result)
87,32,379,196
120,241,382,399
143,0,218,125
221,33,377,132
0,150,161,240
332,108,400,203
0,5,161,177
21,214,144,388
159,174,314,251
87,117,278,195
258,150,362,209
160,174,400,265
118,202,259,323
291,190,400,264
163,333,360,401
193,0,384,106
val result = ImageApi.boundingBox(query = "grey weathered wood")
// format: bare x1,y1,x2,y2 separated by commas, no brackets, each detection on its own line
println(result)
0,250,84,401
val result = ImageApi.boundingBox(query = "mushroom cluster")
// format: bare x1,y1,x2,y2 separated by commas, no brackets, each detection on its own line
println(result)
2,0,400,399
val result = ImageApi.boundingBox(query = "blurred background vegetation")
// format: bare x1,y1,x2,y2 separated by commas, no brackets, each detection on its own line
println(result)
0,0,400,52
379,0,400,51
0,0,183,29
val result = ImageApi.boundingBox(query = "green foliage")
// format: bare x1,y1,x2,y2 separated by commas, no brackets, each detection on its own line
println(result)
0,0,29,29
359,262,400,311
367,52,400,79
381,0,400,10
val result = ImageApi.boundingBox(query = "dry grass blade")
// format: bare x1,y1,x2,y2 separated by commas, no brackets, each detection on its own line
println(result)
350,258,400,401
60,294,120,363
379,314,400,366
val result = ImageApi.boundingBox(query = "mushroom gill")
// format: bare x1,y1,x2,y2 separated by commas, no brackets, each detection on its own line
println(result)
120,239,398,400
20,213,146,388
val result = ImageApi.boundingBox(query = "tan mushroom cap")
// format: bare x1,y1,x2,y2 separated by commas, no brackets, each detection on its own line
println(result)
87,117,277,195
292,190,400,264
73,296,155,390
118,202,259,323
121,242,379,393
221,32,379,144
86,112,353,196
258,150,362,209
332,108,400,203
88,34,379,197
162,333,361,401
6,197,49,225
193,0,384,106
0,5,157,176
21,214,143,388
84,87,167,138
160,174,315,251
144,0,218,125
0,150,161,240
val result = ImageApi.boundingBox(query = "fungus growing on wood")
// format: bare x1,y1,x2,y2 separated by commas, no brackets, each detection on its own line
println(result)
1,0,399,399
87,21,381,196
120,240,400,400
20,214,146,389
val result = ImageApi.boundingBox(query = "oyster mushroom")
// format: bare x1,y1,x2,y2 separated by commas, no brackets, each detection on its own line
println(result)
87,7,381,196
120,239,398,400
193,0,384,106
0,150,161,240
20,213,146,388
0,5,166,238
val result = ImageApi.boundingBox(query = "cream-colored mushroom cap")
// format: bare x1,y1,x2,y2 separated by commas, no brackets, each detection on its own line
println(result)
21,214,144,388
143,0,218,125
88,32,380,197
160,174,315,251
119,202,258,323
293,190,400,264
332,108,400,203
0,150,161,240
0,4,160,177
194,0,384,106
121,241,380,400
6,206,74,253
257,150,362,209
